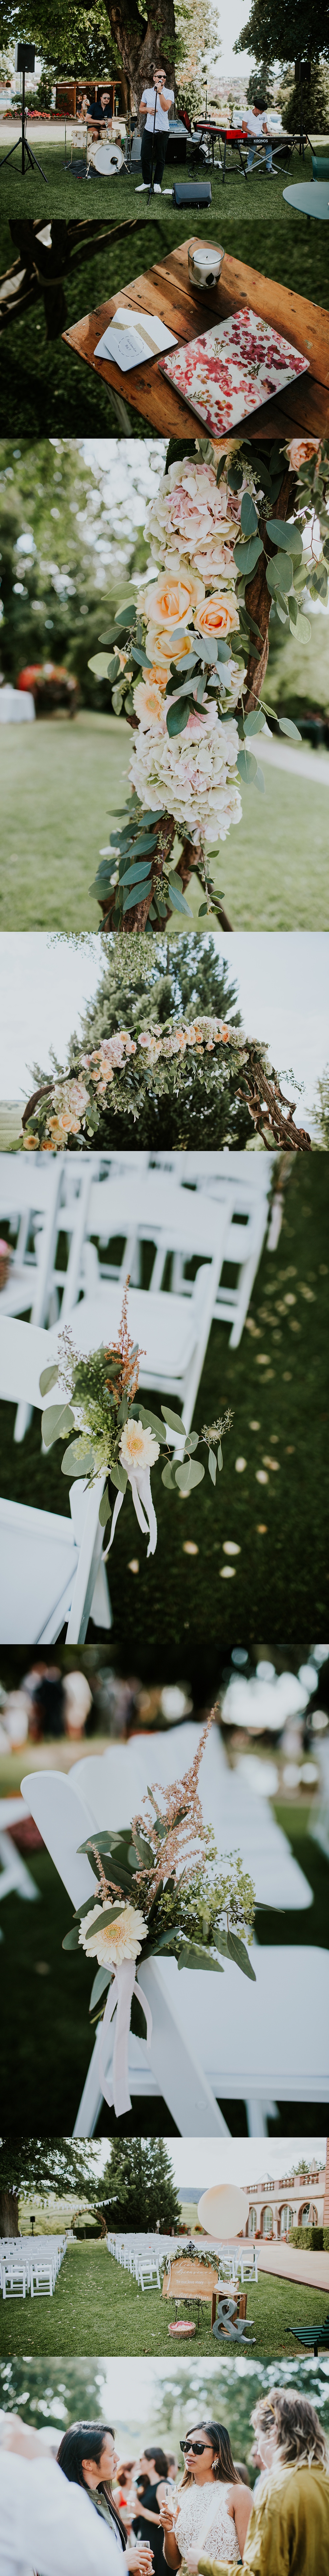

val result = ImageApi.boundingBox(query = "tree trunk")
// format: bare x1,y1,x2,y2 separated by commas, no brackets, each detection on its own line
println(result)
105,2,176,112
244,469,298,710
0,2188,19,2234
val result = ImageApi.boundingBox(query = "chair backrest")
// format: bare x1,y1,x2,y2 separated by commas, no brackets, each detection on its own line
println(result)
0,1315,108,1645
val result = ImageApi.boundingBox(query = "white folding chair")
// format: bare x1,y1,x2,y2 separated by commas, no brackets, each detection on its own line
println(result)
138,2255,161,2290
0,1314,111,1643
41,1179,232,1437
239,2246,258,2283
0,1161,93,1441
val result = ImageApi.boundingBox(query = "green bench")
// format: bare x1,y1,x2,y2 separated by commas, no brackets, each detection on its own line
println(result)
291,2312,329,2357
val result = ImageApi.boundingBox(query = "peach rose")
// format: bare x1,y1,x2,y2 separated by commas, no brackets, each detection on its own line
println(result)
286,439,321,472
23,1134,40,1149
141,568,204,632
149,660,169,691
193,594,240,639
145,623,197,668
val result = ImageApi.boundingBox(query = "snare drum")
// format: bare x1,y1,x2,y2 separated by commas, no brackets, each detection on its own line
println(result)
88,137,124,173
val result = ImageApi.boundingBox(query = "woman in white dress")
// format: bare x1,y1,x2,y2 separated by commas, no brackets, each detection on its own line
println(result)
159,2421,252,2569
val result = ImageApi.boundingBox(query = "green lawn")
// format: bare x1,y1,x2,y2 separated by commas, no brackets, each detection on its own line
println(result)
1,712,328,932
0,1158,328,1643
0,142,321,225
0,2239,328,2360
0,212,328,440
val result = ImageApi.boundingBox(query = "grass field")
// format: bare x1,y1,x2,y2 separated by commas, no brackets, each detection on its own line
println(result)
0,213,328,440
1,712,328,933
0,1158,328,1646
0,142,320,224
0,2237,328,2360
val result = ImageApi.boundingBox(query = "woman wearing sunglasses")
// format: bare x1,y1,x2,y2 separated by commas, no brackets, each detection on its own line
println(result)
57,2425,154,2576
159,2425,252,2568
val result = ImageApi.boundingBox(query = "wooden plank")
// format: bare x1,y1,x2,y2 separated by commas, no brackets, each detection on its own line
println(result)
63,235,329,434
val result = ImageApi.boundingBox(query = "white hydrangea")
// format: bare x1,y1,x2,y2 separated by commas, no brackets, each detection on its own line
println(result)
129,703,242,845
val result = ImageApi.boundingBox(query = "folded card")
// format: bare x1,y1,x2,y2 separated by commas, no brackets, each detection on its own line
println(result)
94,305,177,371
158,304,309,433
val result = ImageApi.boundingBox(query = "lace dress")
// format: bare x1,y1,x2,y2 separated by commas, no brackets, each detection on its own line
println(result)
175,2482,240,2566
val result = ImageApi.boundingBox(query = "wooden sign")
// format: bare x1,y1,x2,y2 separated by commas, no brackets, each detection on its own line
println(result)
162,2259,219,2302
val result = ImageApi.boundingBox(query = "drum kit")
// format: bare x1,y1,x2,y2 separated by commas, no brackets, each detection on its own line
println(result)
87,119,125,176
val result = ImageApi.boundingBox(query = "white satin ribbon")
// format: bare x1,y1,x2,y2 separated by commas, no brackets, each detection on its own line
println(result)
104,1463,158,1559
99,1956,153,2117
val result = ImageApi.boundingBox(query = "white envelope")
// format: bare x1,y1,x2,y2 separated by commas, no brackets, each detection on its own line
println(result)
94,304,177,371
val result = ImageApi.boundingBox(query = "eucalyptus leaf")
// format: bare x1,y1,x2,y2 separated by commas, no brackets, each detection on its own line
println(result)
61,1438,95,1478
131,1404,167,1443
166,880,192,916
39,1362,59,1396
278,717,302,742
214,1927,229,1954
162,1461,177,1489
62,1925,80,1950
227,1930,256,1980
175,1459,205,1493
84,1903,124,1941
41,1402,75,1450
234,535,263,577
166,699,190,737
208,1448,216,1484
99,1489,112,1529
240,494,259,537
161,1407,187,1435
244,710,266,736
110,1461,128,1493
89,1965,112,2010
266,518,302,562
88,652,118,679
217,1444,223,1471
178,1945,224,1971
266,553,294,597
237,748,258,785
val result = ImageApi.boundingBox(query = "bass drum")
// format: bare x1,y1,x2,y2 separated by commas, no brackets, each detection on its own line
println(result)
88,138,124,174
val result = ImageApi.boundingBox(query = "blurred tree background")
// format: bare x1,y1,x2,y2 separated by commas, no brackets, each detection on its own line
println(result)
0,435,165,698
1,2354,328,2456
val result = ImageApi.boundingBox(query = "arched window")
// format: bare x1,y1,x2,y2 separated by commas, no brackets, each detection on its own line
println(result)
279,2205,293,2235
299,2202,317,2226
248,2208,257,2236
261,2206,273,2238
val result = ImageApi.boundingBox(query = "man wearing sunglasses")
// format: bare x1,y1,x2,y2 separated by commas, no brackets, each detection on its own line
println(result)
159,2424,252,2570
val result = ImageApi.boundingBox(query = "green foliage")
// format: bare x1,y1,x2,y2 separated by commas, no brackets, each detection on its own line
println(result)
0,1,119,82
277,61,329,129
314,1067,329,1146
67,934,251,1148
0,2138,100,2232
234,1,328,65
289,2226,324,2248
0,439,152,701
101,2136,182,2232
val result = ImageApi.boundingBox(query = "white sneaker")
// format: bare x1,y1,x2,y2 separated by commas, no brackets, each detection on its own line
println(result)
154,181,162,191
135,181,148,190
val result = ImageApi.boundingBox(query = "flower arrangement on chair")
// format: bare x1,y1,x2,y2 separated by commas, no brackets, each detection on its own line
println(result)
87,435,329,935
62,1710,257,2117
39,1278,233,1561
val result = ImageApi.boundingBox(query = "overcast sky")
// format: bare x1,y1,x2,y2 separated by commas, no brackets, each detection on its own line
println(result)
94,2136,325,2189
0,932,327,1137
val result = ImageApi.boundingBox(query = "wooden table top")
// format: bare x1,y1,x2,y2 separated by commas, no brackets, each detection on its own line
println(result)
63,235,329,437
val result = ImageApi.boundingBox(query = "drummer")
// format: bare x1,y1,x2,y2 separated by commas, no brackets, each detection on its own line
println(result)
136,63,175,192
86,87,113,139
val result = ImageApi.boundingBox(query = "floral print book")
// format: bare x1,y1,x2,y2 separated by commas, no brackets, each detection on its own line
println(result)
158,305,309,434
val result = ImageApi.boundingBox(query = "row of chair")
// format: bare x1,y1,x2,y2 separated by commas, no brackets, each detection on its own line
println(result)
0,2232,72,2299
0,1153,277,1642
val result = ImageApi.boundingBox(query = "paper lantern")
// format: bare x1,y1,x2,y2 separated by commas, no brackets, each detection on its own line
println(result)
197,2183,250,2237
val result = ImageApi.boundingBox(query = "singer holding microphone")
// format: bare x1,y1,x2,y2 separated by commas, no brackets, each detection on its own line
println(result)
136,64,175,192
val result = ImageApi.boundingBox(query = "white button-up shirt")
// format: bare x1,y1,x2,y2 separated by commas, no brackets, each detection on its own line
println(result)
0,2454,125,2576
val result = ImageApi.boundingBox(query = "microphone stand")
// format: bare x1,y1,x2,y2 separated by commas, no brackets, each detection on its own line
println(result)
147,79,159,203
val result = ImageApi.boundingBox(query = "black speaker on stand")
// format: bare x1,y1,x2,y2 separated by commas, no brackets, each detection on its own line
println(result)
1,42,48,181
